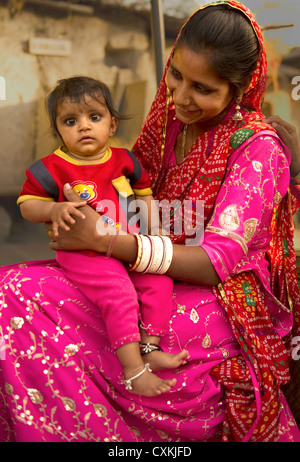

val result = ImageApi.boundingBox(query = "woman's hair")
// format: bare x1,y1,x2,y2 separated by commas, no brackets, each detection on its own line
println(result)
46,75,128,136
175,4,260,99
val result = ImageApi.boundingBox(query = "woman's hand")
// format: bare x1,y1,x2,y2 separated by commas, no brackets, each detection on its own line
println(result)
264,116,300,177
46,184,109,253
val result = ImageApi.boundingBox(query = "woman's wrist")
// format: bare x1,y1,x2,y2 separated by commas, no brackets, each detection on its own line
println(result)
106,232,138,264
128,234,173,274
92,231,111,254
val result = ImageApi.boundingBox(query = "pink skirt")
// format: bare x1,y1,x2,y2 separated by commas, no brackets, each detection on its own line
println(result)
0,260,299,442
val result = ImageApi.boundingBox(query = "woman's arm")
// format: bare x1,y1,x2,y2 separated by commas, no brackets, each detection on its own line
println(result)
49,129,286,288
48,185,220,286
111,232,220,286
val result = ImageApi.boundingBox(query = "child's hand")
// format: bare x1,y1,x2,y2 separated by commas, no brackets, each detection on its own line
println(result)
50,201,86,237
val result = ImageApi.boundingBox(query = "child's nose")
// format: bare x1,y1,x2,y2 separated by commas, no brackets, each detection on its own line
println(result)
78,116,91,130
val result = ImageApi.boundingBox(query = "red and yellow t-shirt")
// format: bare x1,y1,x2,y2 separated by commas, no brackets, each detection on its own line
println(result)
18,146,152,233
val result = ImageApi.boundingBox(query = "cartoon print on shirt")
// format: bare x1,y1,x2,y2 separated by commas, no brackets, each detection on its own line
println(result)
71,181,97,202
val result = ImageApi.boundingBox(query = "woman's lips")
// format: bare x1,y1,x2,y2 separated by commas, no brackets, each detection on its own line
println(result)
175,105,199,115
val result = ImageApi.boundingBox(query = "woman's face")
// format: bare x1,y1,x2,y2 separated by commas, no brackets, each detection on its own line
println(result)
165,46,233,128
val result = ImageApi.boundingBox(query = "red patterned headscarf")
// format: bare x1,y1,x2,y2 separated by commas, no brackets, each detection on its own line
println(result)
134,0,270,244
134,1,300,442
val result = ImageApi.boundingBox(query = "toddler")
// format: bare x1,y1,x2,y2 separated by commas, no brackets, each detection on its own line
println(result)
18,76,188,396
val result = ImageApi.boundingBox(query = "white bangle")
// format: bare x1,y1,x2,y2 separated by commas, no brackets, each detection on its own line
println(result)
143,235,164,274
134,235,152,273
128,234,173,275
156,236,173,274
142,235,173,275
128,233,142,271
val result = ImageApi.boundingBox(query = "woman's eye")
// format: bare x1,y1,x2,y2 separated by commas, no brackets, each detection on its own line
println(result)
195,86,210,95
171,68,182,80
66,118,76,126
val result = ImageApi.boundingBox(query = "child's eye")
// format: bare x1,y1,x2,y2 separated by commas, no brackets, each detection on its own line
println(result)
65,118,76,126
90,113,101,122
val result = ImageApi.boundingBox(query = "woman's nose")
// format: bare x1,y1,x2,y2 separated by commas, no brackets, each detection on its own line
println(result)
173,82,191,106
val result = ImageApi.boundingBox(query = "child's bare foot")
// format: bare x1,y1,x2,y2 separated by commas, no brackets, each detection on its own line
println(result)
140,343,189,371
123,363,176,397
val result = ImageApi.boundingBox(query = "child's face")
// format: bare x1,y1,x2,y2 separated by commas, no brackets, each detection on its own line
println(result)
55,95,118,161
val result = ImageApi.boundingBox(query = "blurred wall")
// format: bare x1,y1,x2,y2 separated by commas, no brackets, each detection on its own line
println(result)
0,4,158,196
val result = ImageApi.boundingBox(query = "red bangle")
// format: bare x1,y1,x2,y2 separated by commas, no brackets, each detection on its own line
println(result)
105,227,119,258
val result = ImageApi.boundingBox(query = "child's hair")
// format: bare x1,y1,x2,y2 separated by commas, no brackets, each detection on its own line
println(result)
46,75,129,137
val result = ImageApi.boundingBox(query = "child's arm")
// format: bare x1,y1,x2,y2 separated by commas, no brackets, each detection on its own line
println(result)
20,199,86,237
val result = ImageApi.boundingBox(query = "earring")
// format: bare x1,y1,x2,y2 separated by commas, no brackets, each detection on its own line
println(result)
166,87,176,120
232,95,243,121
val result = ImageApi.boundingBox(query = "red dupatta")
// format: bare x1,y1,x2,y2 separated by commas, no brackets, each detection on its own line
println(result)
133,0,300,442
134,0,269,244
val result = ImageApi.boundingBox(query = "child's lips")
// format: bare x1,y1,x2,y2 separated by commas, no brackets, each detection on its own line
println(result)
79,136,94,142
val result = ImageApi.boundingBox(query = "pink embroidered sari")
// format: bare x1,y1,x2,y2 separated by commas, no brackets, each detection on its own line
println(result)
0,1,299,442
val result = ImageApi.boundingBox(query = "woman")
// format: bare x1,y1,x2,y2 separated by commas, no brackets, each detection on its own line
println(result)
1,1,300,442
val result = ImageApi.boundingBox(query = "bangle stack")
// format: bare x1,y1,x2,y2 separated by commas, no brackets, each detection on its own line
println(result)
128,234,173,275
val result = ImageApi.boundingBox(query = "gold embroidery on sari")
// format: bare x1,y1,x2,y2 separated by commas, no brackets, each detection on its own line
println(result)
10,317,25,329
252,160,263,172
243,218,258,243
61,396,76,411
28,388,43,404
274,191,282,205
5,382,13,395
93,403,107,418
219,204,240,231
219,347,230,359
190,308,199,324
210,249,230,277
177,303,186,314
202,333,212,349
64,344,80,356
206,226,248,254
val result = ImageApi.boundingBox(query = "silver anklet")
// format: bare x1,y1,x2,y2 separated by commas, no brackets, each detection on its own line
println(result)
140,343,163,356
122,363,152,391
